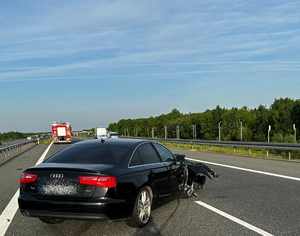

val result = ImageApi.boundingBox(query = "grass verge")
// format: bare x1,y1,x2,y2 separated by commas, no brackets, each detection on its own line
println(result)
39,138,52,145
162,142,300,162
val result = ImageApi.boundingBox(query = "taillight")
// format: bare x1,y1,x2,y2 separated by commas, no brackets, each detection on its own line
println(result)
19,172,38,184
79,175,117,188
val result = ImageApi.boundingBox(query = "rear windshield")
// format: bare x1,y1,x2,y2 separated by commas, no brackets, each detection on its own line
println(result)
46,143,131,165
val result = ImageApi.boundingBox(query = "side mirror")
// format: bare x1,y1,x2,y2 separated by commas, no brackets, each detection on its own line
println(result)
174,154,185,162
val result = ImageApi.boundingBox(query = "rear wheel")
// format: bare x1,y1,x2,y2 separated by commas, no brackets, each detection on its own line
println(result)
131,186,153,227
39,217,65,224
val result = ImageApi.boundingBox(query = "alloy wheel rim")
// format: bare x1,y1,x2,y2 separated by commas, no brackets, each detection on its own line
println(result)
137,190,151,224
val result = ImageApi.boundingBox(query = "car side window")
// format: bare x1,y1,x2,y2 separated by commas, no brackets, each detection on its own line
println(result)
130,149,143,166
139,143,162,164
130,143,161,166
153,143,175,162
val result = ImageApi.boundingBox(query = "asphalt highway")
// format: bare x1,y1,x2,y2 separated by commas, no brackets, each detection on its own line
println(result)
1,141,300,236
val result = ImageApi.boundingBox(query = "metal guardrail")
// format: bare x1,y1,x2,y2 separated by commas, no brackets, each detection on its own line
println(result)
125,137,300,151
0,139,38,165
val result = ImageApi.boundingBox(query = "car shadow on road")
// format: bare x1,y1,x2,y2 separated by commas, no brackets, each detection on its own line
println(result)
45,220,96,236
133,196,182,236
41,195,185,236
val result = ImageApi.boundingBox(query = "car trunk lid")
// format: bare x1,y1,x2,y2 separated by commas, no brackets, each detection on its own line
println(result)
22,164,115,201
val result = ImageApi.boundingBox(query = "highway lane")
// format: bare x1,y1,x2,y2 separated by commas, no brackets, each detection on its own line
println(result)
196,165,300,235
173,149,300,178
1,141,300,235
173,149,300,235
0,144,47,214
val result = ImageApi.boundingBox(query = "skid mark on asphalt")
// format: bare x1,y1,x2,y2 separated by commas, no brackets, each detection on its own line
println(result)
0,142,53,236
187,158,300,182
195,200,273,236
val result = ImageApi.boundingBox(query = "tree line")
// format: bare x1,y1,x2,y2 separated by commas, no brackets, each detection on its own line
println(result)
0,132,26,144
108,98,300,143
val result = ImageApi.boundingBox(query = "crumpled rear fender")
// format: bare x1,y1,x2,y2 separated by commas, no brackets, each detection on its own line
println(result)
186,161,218,180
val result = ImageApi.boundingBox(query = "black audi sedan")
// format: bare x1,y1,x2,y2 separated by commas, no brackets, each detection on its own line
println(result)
18,138,185,227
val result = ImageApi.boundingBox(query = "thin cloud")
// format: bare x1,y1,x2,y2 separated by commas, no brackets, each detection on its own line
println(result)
0,0,300,82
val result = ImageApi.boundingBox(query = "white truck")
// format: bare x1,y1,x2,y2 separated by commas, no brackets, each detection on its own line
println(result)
96,128,108,139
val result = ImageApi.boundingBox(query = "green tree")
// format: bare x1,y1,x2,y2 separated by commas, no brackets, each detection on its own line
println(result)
108,98,299,143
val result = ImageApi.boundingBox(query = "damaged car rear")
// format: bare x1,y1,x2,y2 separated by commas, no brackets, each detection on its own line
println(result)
18,138,217,227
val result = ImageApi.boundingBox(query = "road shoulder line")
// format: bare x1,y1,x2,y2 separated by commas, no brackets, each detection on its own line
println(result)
195,200,273,236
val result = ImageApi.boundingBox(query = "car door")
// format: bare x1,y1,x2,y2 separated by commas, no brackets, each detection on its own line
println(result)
153,143,181,193
131,143,170,197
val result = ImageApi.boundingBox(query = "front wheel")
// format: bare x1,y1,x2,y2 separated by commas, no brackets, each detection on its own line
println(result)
131,186,153,227
184,182,194,198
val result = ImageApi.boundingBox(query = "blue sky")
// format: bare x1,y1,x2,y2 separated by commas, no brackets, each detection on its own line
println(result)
1,0,300,132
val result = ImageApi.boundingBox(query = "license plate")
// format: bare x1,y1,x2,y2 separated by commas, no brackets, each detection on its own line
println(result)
41,184,77,195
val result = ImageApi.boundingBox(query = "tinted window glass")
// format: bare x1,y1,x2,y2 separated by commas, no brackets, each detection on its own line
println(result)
153,143,174,162
139,143,161,164
130,150,143,166
46,143,130,165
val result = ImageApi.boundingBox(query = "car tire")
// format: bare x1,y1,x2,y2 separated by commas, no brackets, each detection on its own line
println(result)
131,186,153,227
39,217,65,224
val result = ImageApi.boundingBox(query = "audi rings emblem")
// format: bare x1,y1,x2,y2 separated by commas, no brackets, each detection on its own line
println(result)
49,173,64,179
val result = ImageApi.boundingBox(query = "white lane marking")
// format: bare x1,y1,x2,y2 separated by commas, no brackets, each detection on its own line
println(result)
195,201,273,236
0,141,53,236
186,158,300,182
35,141,53,166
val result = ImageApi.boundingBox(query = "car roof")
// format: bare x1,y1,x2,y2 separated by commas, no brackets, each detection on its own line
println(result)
73,138,149,149
45,138,152,168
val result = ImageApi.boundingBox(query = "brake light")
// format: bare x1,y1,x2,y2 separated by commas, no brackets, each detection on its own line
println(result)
79,176,117,188
19,172,38,184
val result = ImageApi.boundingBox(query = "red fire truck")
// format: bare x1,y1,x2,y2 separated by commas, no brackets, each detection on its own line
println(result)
51,122,73,143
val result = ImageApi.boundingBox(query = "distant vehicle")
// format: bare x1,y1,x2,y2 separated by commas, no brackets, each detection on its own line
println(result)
96,127,107,139
18,139,217,227
108,131,119,138
51,122,72,143
26,137,32,140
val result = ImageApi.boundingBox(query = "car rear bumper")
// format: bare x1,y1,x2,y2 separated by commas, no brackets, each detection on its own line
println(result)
18,196,129,220
20,209,109,220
